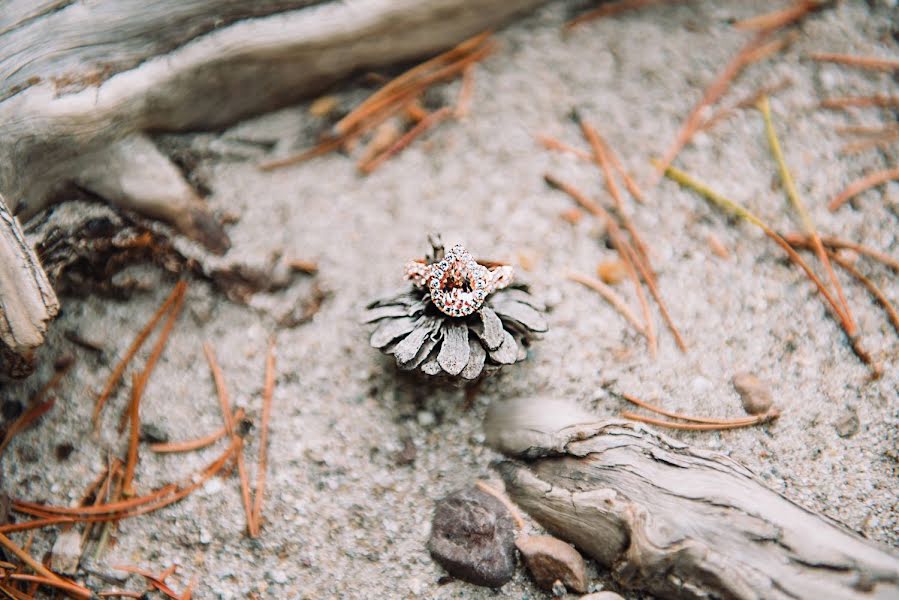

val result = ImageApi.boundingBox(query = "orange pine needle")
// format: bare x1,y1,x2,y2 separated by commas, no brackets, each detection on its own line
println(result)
564,0,665,31
621,410,779,430
257,135,346,171
251,339,276,536
652,31,776,185
809,52,899,71
578,118,652,269
821,95,899,110
620,392,762,425
0,533,65,586
824,251,899,334
700,77,793,131
732,0,821,32
149,409,244,454
203,344,254,536
94,280,186,428
0,517,74,534
5,575,90,600
567,272,647,336
287,259,318,274
828,166,899,211
117,282,188,432
0,397,54,458
475,481,525,530
455,64,476,118
545,174,658,355
122,374,142,497
335,31,492,135
359,107,453,174
783,233,899,272
535,134,594,160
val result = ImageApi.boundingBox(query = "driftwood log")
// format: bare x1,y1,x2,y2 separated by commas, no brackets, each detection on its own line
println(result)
0,0,548,377
485,398,899,599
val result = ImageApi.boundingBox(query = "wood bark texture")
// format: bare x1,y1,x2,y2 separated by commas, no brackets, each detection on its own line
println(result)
0,0,548,376
485,398,899,600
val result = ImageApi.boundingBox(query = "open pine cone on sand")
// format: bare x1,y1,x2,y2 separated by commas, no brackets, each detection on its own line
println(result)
364,236,547,382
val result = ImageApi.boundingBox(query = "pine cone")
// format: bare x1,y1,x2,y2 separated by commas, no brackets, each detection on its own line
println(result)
364,237,547,382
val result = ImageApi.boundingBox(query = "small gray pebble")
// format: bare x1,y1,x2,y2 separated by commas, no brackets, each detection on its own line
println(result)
835,409,859,438
139,422,170,444
581,593,625,600
427,486,516,587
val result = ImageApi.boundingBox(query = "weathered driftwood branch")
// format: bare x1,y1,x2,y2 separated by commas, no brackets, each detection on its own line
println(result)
0,0,547,376
485,398,899,599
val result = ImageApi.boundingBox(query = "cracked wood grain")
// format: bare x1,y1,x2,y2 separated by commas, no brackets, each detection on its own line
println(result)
485,397,899,600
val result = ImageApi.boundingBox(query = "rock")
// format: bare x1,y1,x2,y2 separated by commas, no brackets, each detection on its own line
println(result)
732,372,773,415
551,579,566,597
835,408,859,438
139,422,170,444
580,593,625,600
515,534,588,593
427,486,516,587
51,529,83,575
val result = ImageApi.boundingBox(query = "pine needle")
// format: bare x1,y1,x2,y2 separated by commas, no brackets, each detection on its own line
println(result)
828,166,899,212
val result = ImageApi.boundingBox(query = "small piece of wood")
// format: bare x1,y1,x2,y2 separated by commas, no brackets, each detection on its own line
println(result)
486,397,899,600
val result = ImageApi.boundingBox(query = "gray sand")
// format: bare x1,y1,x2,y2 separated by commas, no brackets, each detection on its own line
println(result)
3,1,897,598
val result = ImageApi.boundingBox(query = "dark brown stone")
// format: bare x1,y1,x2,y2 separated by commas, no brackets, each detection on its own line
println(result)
427,486,516,587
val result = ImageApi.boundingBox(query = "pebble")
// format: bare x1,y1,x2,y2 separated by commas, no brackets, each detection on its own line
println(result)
51,530,82,575
581,593,625,600
732,372,773,415
427,486,516,587
515,534,588,593
139,422,170,444
835,408,859,438
417,410,436,427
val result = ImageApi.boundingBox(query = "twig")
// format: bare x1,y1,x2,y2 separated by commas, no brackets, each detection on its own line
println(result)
758,95,855,334
809,53,899,71
454,64,476,118
358,107,453,174
545,174,657,355
475,481,525,530
118,281,188,432
564,0,666,31
821,95,899,109
94,281,186,428
567,272,647,336
660,162,877,369
732,0,822,31
251,339,276,536
782,232,899,272
621,410,779,430
828,166,899,212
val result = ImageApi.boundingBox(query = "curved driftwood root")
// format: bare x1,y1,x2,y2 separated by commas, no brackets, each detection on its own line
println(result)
486,398,899,600
0,0,548,377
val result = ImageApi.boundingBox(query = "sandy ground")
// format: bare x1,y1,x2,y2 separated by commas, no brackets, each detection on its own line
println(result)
3,1,898,598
